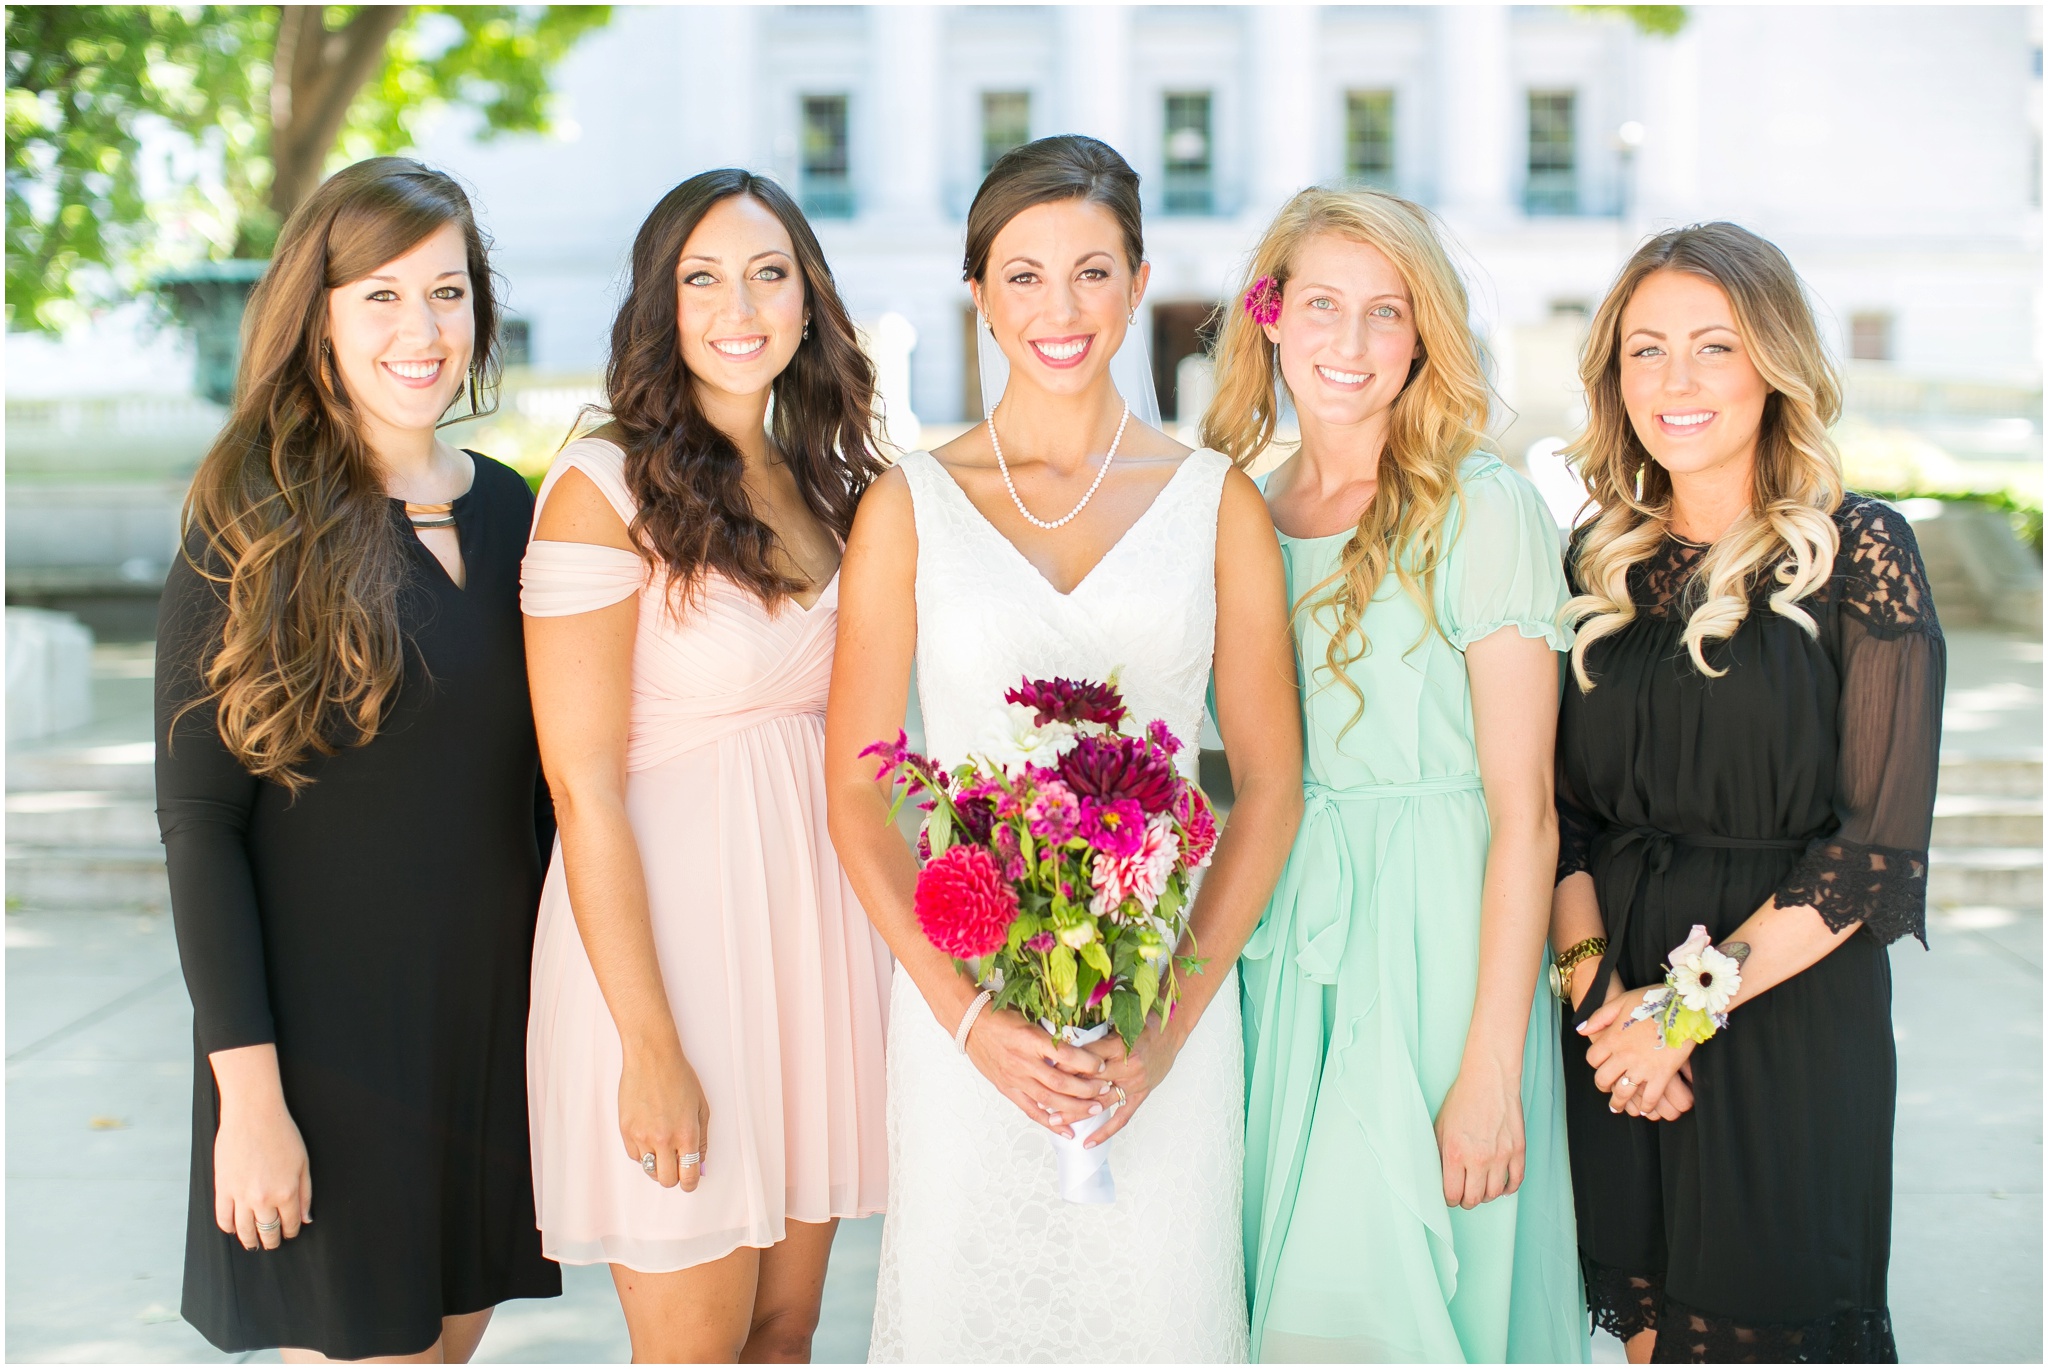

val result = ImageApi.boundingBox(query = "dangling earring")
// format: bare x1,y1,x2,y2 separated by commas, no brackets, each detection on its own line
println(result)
803,318,811,343
1128,307,1138,325
467,364,482,418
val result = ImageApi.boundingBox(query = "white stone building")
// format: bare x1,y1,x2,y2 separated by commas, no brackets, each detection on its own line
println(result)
406,2,2039,439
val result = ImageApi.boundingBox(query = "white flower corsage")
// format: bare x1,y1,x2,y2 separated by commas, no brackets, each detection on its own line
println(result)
1627,924,1747,1048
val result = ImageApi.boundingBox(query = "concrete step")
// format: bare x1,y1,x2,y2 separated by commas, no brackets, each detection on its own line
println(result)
6,740,154,796
1929,846,2043,910
1932,794,2044,848
6,791,159,847
1939,753,2043,800
5,846,168,911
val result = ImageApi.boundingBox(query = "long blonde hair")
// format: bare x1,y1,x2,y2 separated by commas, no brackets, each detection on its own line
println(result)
1200,186,1491,726
1563,223,1844,691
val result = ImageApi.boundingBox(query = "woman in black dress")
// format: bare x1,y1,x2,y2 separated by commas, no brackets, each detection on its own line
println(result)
1546,224,1942,1362
155,157,559,1361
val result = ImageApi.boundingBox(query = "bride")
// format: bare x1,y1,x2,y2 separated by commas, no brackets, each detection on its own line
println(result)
825,135,1303,1362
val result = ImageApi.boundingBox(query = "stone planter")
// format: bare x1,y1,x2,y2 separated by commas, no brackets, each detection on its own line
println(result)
155,260,268,406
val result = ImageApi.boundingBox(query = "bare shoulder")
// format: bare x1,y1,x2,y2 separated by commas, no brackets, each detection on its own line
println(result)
533,464,635,551
1216,463,1280,542
848,463,918,551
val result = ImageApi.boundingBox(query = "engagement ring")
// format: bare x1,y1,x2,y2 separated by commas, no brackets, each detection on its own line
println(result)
640,1153,657,1173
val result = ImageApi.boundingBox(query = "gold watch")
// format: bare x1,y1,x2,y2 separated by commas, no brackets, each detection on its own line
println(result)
1548,937,1608,1004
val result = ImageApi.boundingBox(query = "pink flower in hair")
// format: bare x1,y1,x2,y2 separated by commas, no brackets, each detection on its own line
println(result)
1243,275,1283,327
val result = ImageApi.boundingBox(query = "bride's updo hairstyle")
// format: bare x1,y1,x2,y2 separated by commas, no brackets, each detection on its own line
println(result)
1200,186,1490,723
1562,223,1844,690
962,134,1144,287
602,169,881,612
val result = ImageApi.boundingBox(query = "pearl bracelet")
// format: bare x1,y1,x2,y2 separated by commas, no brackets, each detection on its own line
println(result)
954,989,994,1053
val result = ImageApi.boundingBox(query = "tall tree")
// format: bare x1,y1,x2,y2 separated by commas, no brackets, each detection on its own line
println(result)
5,4,611,332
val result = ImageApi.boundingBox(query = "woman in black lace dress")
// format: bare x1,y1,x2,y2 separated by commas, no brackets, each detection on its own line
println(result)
1546,224,1942,1363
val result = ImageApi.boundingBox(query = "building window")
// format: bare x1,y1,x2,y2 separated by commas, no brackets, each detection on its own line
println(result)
1162,92,1214,215
1849,312,1894,362
982,91,1031,172
1344,90,1396,189
501,318,531,368
1525,90,1577,216
800,95,853,219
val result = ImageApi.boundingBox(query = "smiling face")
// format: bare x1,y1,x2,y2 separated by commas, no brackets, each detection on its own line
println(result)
1617,268,1771,482
325,220,475,443
972,198,1148,400
674,194,806,405
1265,232,1420,432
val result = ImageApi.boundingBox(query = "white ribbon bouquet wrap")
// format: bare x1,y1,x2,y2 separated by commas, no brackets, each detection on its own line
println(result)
861,675,1218,1205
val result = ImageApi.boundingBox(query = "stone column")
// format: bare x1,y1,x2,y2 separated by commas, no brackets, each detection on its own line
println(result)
1250,6,1320,216
1432,5,1514,223
1059,5,1131,153
871,6,943,223
1633,27,1701,226
678,6,757,172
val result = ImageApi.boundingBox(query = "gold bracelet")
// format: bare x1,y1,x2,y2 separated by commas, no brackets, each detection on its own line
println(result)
1548,937,1608,1003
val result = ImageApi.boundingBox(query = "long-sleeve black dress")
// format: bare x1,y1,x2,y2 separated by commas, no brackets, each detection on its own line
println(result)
1555,495,1943,1363
155,453,561,1359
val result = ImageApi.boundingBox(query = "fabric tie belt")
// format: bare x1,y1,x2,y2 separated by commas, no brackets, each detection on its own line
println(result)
1242,775,1485,978
1571,825,1814,1030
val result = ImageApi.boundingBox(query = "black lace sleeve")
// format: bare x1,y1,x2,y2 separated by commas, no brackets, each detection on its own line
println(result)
1773,499,1945,946
1556,794,1600,886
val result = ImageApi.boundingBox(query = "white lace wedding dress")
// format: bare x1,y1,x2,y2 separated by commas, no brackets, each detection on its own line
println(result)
868,447,1250,1363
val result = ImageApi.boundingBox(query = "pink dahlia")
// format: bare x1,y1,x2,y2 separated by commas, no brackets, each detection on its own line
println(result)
1091,813,1182,916
914,844,1019,959
1079,797,1147,859
1060,733,1179,815
1006,676,1128,731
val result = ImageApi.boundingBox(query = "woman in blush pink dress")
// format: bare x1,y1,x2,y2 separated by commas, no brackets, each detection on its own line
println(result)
522,169,890,1363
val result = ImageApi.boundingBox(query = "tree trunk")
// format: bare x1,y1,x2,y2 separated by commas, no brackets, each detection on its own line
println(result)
266,4,411,223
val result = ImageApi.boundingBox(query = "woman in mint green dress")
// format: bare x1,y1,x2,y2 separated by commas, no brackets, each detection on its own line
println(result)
1204,187,1587,1363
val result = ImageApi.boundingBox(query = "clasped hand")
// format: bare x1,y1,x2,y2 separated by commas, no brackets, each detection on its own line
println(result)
964,1006,1112,1139
1579,983,1696,1120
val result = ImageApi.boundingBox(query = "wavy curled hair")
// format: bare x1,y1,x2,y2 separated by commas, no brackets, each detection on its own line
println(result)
599,170,881,612
1199,186,1491,730
1562,223,1844,691
179,156,499,791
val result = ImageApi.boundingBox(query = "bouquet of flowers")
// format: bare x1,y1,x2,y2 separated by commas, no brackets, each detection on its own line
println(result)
862,674,1219,1202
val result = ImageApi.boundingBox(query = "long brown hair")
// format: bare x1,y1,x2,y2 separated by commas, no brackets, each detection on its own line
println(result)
602,170,881,610
179,156,499,791
1200,186,1490,731
1563,223,1843,690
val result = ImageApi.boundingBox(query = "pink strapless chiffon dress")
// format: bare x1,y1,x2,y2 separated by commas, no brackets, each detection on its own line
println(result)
520,438,890,1272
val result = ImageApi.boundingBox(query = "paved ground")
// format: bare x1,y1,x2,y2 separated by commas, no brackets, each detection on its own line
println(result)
7,631,2039,1362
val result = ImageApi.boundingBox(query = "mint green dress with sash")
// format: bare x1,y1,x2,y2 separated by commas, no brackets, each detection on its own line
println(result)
1241,453,1588,1363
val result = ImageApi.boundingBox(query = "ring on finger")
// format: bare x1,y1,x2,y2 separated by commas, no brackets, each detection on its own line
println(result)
641,1152,657,1174
255,1216,281,1234
678,1151,702,1167
1112,1085,1128,1108
1618,1074,1634,1091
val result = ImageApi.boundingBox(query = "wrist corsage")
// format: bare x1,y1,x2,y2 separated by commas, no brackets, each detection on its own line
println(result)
1628,924,1748,1048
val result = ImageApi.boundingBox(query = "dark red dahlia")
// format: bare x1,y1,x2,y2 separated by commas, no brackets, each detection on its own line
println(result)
953,792,997,846
914,844,1020,959
1005,675,1128,730
1058,733,1178,815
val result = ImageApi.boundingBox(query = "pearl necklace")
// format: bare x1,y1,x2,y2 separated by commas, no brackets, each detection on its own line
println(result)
986,399,1131,531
